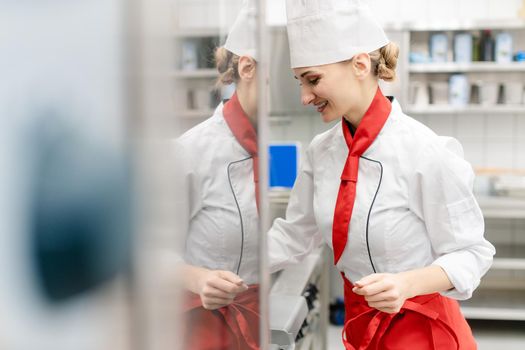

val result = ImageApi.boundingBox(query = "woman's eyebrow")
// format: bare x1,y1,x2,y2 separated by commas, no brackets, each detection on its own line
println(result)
294,70,314,79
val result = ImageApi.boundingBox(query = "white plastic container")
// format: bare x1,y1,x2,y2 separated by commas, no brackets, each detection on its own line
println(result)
449,74,470,106
454,33,473,63
181,40,198,70
503,82,524,105
409,82,429,106
495,32,513,63
479,82,500,105
430,82,449,105
430,33,448,63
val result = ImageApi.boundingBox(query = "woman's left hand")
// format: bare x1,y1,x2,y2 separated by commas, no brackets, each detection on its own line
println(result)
351,273,410,314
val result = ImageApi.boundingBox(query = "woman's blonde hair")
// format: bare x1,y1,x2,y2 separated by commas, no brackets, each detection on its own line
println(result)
214,47,240,87
369,42,399,82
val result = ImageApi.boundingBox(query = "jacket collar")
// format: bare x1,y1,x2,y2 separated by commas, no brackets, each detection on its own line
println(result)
223,92,258,157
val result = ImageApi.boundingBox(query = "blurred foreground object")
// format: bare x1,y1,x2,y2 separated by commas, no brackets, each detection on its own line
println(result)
29,114,132,301
0,0,134,349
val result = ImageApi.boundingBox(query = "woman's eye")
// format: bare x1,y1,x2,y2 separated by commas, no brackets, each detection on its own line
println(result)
308,78,320,85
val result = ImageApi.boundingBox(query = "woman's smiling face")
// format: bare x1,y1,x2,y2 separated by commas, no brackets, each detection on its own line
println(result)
293,61,359,123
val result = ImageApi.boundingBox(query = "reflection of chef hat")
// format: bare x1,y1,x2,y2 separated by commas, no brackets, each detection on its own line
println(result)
224,0,258,60
286,0,389,68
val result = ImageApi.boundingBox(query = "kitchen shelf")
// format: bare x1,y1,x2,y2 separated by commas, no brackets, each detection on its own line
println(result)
477,196,525,219
487,243,525,273
384,18,525,32
492,258,525,271
175,28,227,37
171,69,218,78
480,277,525,290
461,306,525,321
269,190,292,205
406,105,525,115
178,109,215,119
408,62,525,73
461,289,525,320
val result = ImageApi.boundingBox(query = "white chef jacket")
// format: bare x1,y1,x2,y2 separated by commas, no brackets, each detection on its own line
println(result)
176,103,259,285
268,98,495,300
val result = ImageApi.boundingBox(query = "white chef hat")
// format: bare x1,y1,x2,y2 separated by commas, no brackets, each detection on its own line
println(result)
286,0,389,68
224,0,258,60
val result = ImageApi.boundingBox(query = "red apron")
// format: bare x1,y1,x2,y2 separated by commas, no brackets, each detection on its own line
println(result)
182,285,260,350
341,275,477,350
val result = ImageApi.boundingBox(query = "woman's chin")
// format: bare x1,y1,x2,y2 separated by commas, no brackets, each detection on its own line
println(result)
321,111,339,123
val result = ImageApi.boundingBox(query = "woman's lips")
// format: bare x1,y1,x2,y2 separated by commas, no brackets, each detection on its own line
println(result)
316,101,328,113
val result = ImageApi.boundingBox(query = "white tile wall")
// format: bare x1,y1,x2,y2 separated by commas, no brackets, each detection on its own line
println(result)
516,117,525,169
371,0,522,24
427,0,456,23
439,113,525,170
370,0,402,24
285,115,313,146
459,0,490,21
486,115,515,140
486,141,515,168
516,116,525,139
176,0,243,29
516,139,525,168
462,138,486,167
488,0,523,20
268,119,288,142
457,115,486,139
425,115,456,136
399,0,426,23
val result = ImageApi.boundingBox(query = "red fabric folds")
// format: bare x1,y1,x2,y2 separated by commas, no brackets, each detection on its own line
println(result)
182,285,260,350
332,87,391,264
223,93,259,210
341,275,476,350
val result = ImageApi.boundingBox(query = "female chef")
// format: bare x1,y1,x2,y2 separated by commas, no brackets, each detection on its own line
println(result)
175,1,260,349
268,0,495,349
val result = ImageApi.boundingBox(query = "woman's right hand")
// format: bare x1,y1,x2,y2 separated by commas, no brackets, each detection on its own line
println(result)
180,265,249,310
196,269,249,310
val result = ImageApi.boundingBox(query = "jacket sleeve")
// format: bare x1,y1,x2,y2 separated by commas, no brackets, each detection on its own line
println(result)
268,141,323,273
408,136,495,300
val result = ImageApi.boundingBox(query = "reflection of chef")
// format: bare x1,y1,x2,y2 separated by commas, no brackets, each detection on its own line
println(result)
268,0,495,348
175,1,260,348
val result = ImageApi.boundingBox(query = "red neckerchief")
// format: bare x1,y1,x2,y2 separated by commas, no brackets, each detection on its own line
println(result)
332,87,391,264
222,92,259,210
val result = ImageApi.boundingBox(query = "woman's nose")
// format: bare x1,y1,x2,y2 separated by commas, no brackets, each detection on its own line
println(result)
301,88,315,106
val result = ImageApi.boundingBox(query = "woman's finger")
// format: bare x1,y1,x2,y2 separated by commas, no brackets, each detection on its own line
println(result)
364,289,400,302
201,284,236,300
353,280,389,296
354,273,384,288
208,276,245,295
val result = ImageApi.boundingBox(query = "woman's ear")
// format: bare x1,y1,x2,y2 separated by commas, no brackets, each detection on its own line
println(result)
237,56,257,81
351,53,371,80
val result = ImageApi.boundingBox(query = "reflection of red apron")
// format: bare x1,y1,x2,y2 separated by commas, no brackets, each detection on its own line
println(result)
341,275,476,350
182,285,260,350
